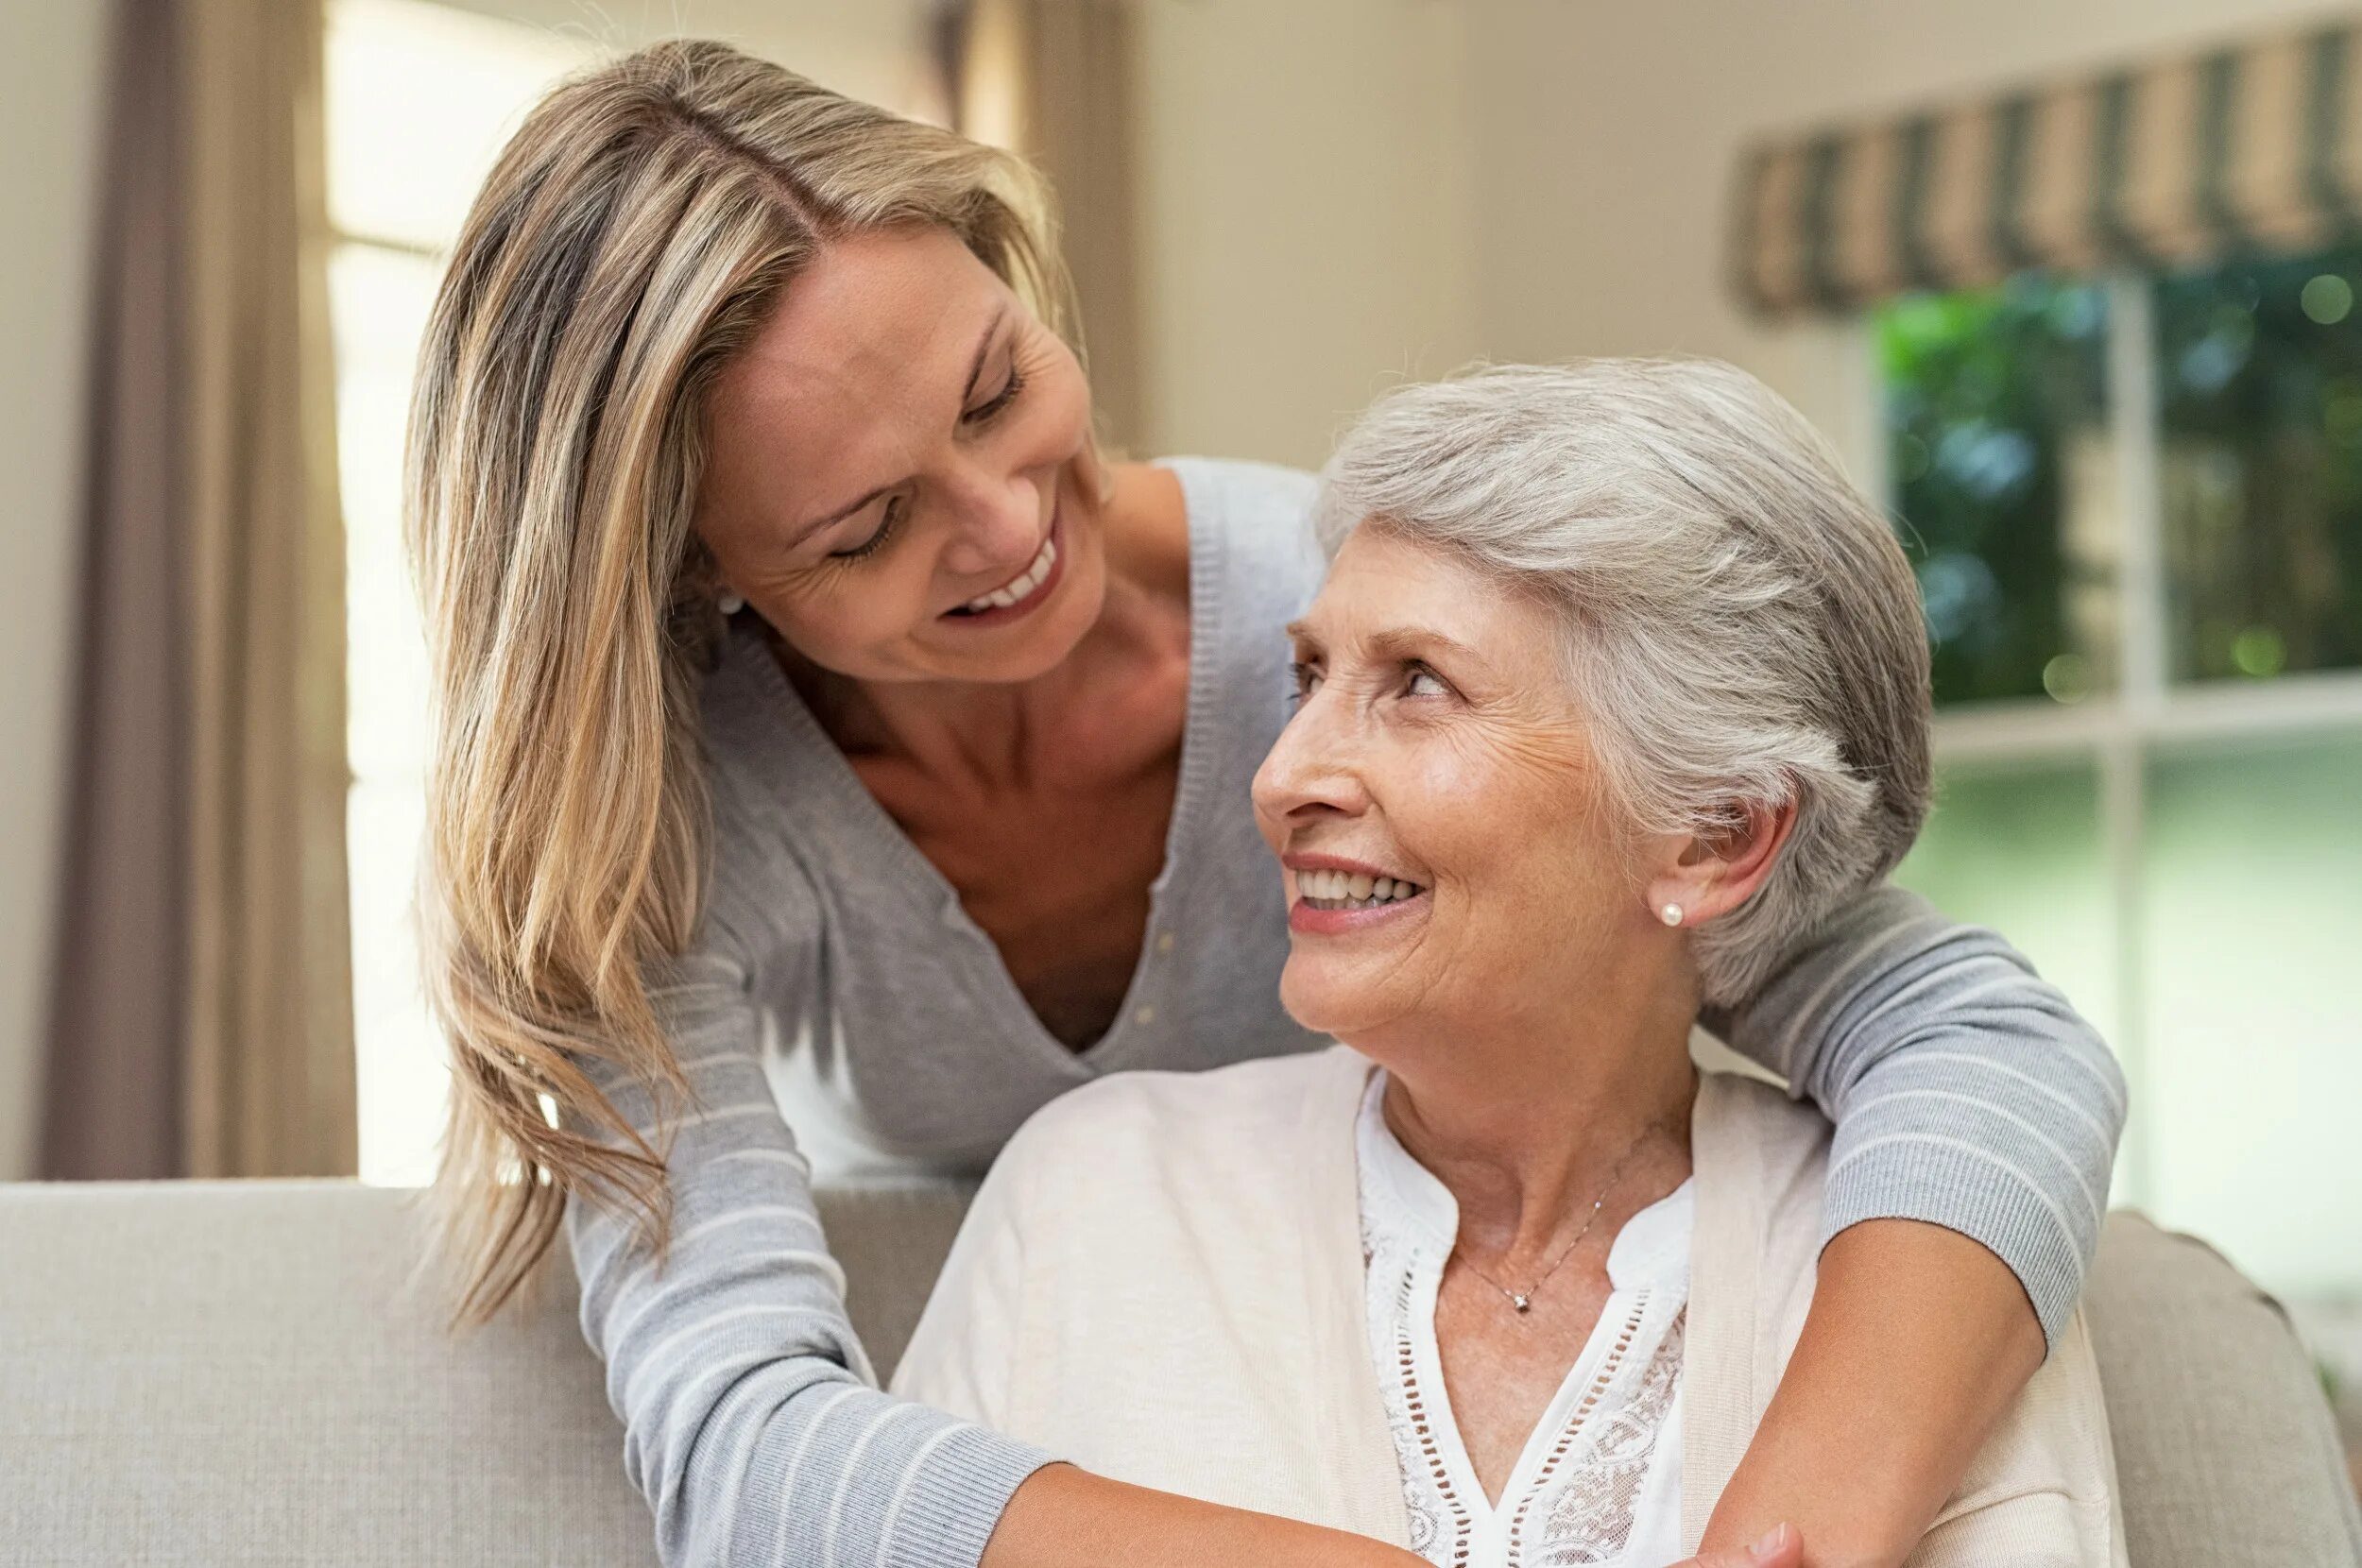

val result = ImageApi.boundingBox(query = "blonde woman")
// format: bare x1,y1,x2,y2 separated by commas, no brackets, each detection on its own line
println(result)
410,41,2122,1568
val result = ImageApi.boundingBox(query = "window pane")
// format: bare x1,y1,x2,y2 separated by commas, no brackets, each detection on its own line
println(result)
330,245,438,786
2153,249,2362,684
330,241,444,1185
1890,760,2118,1049
347,776,445,1187
2142,732,2362,1296
325,0,588,251
1878,277,2115,707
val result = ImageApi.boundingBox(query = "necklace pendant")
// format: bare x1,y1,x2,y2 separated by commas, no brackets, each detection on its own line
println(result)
1511,1293,1532,1314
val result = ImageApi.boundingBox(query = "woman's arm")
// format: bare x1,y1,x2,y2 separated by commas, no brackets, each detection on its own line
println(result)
1697,884,2126,1568
572,904,1427,1568
567,929,1055,1568
1692,1222,2046,1566
983,1469,1431,1568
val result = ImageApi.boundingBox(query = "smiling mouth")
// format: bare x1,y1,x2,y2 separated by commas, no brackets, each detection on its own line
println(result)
1294,867,1426,912
944,527,1057,618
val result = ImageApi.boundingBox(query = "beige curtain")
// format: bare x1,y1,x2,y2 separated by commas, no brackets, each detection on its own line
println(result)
949,0,1147,452
44,0,353,1179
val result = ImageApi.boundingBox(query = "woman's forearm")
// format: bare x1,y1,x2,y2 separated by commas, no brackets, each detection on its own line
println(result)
982,1465,1429,1568
1695,1219,2046,1568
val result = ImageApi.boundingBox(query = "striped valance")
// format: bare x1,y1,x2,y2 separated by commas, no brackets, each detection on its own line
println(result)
1736,24,2362,313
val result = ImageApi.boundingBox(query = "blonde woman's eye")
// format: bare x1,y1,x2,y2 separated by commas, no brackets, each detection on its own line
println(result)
962,362,1026,426
830,496,904,561
1405,665,1449,698
1289,660,1323,703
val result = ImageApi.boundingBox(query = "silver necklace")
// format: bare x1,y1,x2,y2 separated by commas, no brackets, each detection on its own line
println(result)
1449,1119,1666,1316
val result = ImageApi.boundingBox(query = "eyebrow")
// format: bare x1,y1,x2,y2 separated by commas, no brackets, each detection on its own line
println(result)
783,306,1010,545
1284,620,1488,669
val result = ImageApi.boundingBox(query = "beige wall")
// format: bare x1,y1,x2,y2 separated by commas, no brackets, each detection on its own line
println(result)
1129,0,1479,469
0,2,112,1179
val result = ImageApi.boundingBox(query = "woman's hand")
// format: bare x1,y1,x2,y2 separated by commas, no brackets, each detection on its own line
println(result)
981,1464,1429,1568
1674,1522,1806,1568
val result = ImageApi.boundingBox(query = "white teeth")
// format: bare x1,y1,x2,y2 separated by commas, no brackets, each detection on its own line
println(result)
962,535,1057,614
1297,869,1423,910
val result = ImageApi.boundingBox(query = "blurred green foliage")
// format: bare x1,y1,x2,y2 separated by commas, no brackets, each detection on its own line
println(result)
2154,248,2362,683
1876,275,2110,706
1877,252,2362,707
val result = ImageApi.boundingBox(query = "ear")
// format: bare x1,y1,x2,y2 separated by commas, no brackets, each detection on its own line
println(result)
1643,795,1798,929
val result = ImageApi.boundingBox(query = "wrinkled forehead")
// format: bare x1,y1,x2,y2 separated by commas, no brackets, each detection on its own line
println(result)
1296,525,1561,666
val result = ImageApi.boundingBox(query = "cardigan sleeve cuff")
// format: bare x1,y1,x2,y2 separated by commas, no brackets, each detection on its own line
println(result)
1818,1133,2090,1353
875,1418,1061,1568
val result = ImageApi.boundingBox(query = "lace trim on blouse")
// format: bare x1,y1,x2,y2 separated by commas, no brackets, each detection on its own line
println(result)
1356,1073,1691,1568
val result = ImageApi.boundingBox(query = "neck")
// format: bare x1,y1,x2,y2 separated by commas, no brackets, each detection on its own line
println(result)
1373,959,1701,1261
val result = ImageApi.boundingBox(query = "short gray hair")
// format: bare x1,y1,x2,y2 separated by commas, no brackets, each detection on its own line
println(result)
1315,359,1932,1004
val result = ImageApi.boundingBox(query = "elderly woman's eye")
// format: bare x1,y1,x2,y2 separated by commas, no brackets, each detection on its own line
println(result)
1289,660,1323,703
1404,664,1449,698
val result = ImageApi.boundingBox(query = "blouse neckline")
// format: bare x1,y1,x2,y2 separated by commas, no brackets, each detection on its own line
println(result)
1354,1069,1695,1293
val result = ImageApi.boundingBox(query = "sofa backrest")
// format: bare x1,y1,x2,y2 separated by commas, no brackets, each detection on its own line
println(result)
0,1181,2354,1567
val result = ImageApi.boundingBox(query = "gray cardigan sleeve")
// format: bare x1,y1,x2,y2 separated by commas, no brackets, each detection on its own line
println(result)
563,895,1053,1568
1705,883,2128,1348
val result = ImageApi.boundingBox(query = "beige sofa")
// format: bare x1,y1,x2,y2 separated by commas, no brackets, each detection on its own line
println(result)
2,1181,2356,1566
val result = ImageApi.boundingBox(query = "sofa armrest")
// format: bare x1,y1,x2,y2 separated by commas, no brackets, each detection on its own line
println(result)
2086,1211,2362,1568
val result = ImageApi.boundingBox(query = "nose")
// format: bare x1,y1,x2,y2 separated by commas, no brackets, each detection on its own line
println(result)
935,461,1046,580
1252,682,1372,843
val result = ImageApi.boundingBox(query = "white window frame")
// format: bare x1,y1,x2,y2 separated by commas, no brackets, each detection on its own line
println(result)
1909,271,2362,1208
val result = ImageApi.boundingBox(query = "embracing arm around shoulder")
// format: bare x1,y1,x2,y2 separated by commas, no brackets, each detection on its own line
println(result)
1698,884,2128,1568
573,894,1423,1568
565,917,1054,1568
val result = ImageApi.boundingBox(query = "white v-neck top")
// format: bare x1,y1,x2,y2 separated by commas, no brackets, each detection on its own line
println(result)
1356,1073,1693,1568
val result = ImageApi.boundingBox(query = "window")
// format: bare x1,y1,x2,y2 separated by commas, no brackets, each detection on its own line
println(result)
326,0,594,1185
1879,254,2362,1301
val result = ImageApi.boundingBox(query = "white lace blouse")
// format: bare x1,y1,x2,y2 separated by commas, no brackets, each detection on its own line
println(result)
1357,1072,1694,1568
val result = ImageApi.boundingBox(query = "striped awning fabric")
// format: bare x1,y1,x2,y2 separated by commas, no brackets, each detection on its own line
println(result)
1736,24,2362,313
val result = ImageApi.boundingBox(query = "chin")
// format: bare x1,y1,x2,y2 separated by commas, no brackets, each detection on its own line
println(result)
1278,960,1392,1041
1009,557,1107,678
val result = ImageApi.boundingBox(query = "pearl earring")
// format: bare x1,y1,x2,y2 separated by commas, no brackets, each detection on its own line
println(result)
718,589,745,615
1659,903,1684,928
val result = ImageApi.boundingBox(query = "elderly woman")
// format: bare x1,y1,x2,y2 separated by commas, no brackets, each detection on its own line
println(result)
892,362,2127,1567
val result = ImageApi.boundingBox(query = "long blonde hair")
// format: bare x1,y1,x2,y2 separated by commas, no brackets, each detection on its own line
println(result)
408,40,1074,1322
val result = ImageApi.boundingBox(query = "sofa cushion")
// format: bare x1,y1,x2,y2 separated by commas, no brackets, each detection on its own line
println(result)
0,1181,2353,1566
